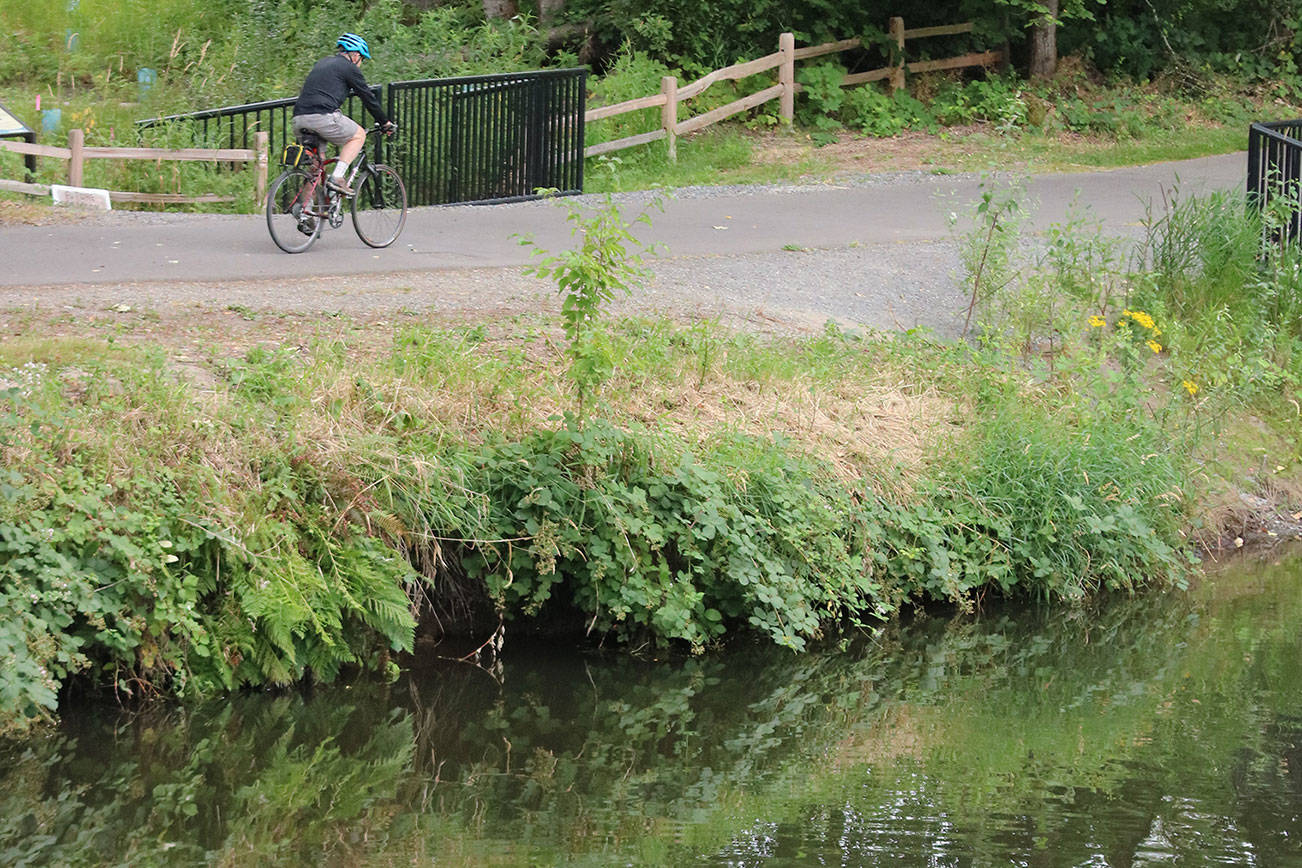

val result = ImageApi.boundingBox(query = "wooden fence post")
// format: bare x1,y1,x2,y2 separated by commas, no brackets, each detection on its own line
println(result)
255,131,269,203
661,75,678,163
889,17,906,93
779,32,795,124
68,128,85,187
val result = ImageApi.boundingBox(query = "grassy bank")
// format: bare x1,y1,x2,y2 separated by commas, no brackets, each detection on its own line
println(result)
3,187,1301,736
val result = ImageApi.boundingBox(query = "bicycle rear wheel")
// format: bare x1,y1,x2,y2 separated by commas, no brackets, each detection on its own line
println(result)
351,164,407,248
266,168,322,253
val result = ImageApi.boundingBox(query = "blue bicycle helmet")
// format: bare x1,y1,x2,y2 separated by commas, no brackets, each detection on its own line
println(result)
336,33,371,59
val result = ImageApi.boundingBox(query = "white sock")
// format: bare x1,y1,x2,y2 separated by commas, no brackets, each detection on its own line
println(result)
332,161,348,180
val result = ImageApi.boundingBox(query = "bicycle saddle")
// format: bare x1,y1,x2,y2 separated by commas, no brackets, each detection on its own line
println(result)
296,131,324,151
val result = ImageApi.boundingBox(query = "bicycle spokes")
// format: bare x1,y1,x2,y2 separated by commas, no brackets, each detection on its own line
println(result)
266,168,323,253
351,164,408,249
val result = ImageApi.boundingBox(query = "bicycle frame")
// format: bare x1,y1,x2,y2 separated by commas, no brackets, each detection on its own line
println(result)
296,127,385,222
267,125,406,253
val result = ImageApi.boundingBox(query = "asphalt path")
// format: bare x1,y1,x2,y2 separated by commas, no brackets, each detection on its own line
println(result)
0,152,1246,335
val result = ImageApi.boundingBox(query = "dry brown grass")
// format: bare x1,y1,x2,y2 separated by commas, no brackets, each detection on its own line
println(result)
748,127,987,176
2,306,958,502
628,377,951,489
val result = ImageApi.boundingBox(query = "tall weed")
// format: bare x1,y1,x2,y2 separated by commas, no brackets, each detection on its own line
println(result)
586,44,675,147
943,401,1190,600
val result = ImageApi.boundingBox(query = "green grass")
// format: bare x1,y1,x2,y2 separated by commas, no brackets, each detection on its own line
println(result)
584,126,837,193
960,125,1250,172
582,121,1253,196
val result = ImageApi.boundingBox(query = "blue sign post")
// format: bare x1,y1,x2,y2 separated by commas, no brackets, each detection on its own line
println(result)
137,68,157,102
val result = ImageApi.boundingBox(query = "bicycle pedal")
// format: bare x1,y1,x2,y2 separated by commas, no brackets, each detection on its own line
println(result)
326,177,355,197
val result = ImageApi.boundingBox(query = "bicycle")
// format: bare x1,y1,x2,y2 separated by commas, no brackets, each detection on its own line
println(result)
266,124,408,254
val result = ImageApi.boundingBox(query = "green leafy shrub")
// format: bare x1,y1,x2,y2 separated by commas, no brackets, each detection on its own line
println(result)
0,352,423,735
521,192,662,414
461,421,888,651
930,76,1028,129
794,62,848,142
841,86,939,136
0,379,217,732
840,85,904,137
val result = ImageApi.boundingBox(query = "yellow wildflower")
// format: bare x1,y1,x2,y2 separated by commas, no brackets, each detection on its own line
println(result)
1182,380,1198,396
1088,315,1106,328
1127,310,1156,330
1146,339,1162,353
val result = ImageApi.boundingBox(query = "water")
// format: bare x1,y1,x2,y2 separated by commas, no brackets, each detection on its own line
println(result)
3,547,1300,866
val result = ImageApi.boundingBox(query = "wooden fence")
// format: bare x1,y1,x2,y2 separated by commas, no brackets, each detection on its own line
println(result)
585,18,1002,160
0,130,270,205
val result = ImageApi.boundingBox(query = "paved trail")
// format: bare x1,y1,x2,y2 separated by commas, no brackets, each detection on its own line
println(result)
0,153,1245,335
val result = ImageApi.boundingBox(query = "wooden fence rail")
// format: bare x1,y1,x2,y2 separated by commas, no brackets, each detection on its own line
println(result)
0,130,270,205
585,18,1002,160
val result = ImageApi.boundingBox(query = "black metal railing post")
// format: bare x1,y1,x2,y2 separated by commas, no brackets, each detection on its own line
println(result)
1248,120,1302,247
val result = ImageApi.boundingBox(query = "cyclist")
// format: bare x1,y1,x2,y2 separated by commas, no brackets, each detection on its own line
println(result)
292,33,395,197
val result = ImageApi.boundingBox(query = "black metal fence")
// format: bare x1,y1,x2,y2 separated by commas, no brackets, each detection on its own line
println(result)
136,69,586,207
388,69,585,205
1248,120,1302,245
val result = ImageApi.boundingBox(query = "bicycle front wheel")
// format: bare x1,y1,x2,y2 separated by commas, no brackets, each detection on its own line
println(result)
351,164,408,249
266,168,322,254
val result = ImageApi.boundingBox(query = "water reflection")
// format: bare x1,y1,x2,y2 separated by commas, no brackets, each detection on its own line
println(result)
3,548,1299,866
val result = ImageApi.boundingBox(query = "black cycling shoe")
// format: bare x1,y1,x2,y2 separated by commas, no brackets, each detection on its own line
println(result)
297,218,317,236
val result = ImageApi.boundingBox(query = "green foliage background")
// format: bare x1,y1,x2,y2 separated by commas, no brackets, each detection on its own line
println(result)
5,0,1301,100
561,0,1302,84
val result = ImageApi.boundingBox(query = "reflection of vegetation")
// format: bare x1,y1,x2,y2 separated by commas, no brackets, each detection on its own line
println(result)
0,696,418,866
700,553,1302,864
2,552,1299,865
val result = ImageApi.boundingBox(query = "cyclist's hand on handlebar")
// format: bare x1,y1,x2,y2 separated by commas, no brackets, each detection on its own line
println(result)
381,121,397,137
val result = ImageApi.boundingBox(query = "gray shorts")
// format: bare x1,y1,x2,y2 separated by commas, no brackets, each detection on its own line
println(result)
292,111,361,146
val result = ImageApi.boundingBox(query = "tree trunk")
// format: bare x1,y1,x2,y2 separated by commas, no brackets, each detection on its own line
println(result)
482,0,518,19
1028,0,1059,80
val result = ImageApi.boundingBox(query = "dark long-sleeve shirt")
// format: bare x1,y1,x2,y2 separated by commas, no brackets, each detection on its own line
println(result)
293,54,389,124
